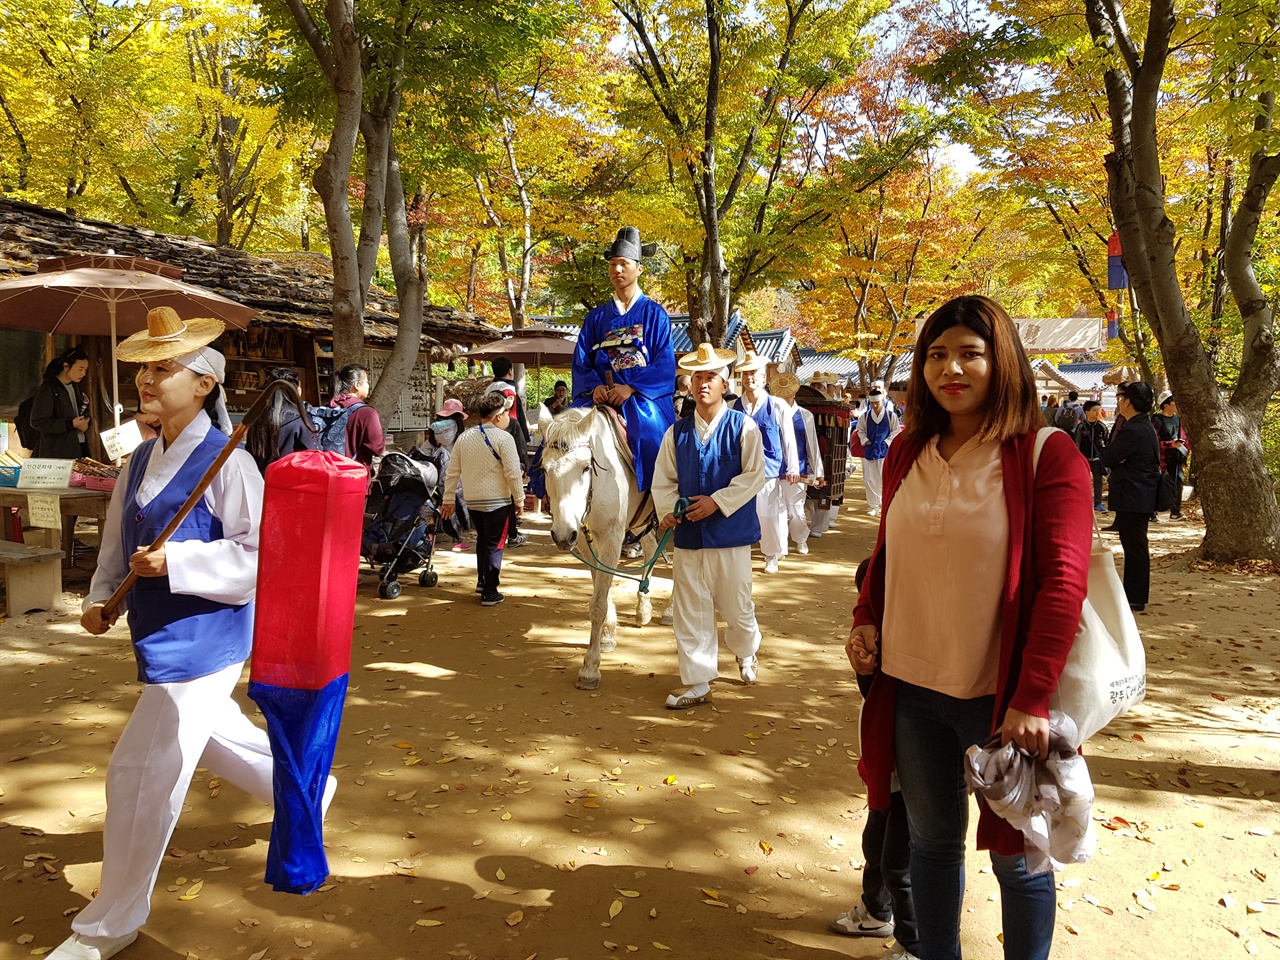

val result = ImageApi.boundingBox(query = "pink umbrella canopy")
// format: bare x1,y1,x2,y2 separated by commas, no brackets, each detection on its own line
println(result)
0,254,257,428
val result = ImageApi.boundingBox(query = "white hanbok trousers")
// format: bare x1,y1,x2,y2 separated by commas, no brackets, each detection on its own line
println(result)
784,480,810,545
862,458,886,510
73,660,274,939
756,477,788,559
807,500,839,536
671,545,762,686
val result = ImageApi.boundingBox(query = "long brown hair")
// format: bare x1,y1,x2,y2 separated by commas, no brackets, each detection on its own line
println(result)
903,295,1042,443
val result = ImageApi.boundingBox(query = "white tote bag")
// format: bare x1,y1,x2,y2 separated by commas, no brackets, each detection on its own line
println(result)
1034,428,1146,748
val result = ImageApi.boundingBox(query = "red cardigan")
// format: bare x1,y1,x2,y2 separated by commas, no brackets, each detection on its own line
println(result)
853,428,1093,855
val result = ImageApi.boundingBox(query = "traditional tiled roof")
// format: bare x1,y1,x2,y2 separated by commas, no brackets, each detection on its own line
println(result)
669,310,748,353
0,198,499,352
749,328,801,367
1053,361,1114,393
798,348,911,386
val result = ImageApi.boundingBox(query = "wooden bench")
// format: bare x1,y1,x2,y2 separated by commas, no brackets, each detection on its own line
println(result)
0,541,65,616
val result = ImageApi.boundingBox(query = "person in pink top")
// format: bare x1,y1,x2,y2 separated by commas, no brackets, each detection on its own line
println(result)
846,295,1093,960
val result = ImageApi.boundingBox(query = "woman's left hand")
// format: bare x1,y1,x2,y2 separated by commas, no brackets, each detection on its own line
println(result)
129,544,168,577
998,707,1050,761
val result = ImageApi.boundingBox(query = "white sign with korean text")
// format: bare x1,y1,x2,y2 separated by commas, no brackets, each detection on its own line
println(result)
16,458,74,489
26,493,62,530
100,419,144,461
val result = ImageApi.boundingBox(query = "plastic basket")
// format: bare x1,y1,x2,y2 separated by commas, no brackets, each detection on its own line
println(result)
0,465,19,488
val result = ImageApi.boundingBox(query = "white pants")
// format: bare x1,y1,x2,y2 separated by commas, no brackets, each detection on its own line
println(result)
784,480,810,546
808,500,839,536
671,546,762,685
756,477,788,559
863,458,885,509
74,660,274,939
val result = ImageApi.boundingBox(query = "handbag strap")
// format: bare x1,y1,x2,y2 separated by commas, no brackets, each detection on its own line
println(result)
1033,426,1105,549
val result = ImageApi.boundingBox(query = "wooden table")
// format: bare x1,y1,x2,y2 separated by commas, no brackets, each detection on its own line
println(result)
0,487,112,557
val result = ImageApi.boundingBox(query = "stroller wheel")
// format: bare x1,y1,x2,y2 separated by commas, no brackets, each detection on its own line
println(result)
379,580,403,600
419,569,438,588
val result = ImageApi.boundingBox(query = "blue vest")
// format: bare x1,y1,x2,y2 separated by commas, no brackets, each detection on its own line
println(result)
793,409,808,475
672,410,762,550
862,409,893,460
735,397,782,478
122,425,254,684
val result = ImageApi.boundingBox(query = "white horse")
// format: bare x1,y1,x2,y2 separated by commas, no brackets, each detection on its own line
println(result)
538,405,672,690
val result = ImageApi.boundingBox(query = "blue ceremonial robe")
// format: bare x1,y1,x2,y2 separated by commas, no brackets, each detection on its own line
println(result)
571,294,676,492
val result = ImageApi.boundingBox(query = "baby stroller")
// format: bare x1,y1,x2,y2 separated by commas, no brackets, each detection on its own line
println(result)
362,451,441,599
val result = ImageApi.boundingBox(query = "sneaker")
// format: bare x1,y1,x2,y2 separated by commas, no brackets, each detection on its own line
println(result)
867,507,881,517
480,591,505,606
828,904,893,938
507,533,529,548
451,541,469,552
737,656,758,684
796,541,809,555
764,556,779,574
49,932,139,960
885,944,922,960
622,543,643,559
1094,503,1106,512
1170,512,1182,520
475,584,484,595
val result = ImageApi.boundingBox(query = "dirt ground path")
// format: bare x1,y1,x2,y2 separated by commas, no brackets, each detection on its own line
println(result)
2,479,1279,960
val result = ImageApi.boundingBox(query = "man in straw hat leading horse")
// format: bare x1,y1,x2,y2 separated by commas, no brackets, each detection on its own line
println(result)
733,350,799,573
652,343,767,709
769,371,824,554
570,226,676,493
50,307,333,960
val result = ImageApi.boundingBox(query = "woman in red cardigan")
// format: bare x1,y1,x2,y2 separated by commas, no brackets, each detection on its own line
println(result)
846,296,1092,960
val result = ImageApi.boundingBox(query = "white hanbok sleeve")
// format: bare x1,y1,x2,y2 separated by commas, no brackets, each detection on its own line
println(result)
652,428,680,520
165,447,263,605
709,417,765,516
802,408,823,479
83,456,137,614
774,397,799,476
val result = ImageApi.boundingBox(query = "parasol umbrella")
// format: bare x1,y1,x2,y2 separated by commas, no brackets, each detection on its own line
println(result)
467,325,576,410
0,254,257,429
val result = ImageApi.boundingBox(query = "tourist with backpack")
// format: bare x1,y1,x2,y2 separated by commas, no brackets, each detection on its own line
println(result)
312,364,384,468
246,368,318,474
1053,390,1085,433
29,346,92,459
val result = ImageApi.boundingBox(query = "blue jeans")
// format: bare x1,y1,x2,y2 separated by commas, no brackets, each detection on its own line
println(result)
893,681,1056,960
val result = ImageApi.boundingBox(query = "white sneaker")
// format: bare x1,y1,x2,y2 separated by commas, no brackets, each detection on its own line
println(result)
828,903,893,938
796,541,809,554
49,932,139,960
886,944,922,960
867,507,881,517
737,656,758,684
764,556,779,574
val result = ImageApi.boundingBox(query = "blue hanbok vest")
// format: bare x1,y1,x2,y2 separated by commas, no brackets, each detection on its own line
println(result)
122,425,254,684
734,397,782,479
672,410,761,550
793,409,809,475
862,409,893,461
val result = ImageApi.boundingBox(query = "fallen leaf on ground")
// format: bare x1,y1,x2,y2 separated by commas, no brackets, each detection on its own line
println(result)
505,910,524,927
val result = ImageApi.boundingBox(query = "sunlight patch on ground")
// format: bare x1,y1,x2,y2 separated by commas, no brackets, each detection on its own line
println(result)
364,660,458,680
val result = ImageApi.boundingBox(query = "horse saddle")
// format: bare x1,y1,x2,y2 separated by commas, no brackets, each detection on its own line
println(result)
594,403,654,534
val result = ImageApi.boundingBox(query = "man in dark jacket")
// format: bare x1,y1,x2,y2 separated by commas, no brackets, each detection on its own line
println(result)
330,364,385,467
1074,400,1108,511
1101,382,1161,611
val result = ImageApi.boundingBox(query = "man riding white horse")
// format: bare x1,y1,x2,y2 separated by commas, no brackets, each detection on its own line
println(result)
570,226,676,494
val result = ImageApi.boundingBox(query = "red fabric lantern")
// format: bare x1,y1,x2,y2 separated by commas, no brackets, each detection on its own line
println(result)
251,450,367,690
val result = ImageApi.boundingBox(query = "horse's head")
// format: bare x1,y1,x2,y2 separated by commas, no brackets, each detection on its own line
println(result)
540,406,598,551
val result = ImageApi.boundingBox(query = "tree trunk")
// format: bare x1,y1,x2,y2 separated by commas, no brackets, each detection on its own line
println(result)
368,137,426,417
286,0,365,368
1085,0,1280,561
356,112,391,299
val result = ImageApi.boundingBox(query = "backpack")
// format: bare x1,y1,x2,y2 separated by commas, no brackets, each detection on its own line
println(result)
15,393,39,451
308,401,365,455
1054,402,1081,431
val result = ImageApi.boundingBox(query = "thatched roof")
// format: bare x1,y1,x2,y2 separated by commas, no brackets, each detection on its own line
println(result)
0,198,499,353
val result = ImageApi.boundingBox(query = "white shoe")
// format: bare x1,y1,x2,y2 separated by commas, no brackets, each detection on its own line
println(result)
764,556,779,574
737,656,758,684
49,932,139,960
828,904,893,938
886,944,922,960
867,507,881,517
796,541,809,554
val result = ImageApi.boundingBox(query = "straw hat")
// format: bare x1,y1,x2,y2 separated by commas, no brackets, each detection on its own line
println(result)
115,306,225,362
678,342,736,373
736,349,767,372
808,371,835,385
769,371,801,398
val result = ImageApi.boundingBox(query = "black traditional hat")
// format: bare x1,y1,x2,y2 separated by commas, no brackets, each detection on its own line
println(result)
605,226,658,262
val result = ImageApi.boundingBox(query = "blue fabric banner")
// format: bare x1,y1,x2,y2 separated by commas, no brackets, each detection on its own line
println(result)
1108,256,1128,291
248,673,348,894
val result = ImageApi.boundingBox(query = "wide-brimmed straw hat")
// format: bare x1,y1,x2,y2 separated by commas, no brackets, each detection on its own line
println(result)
679,342,737,374
769,372,802,397
115,306,225,362
736,350,767,373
